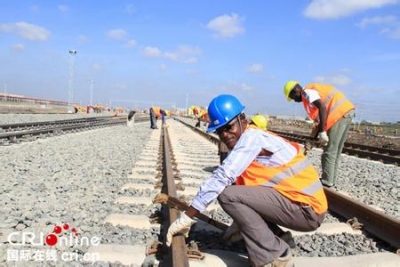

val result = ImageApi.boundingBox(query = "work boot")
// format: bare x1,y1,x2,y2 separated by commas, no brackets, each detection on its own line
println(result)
278,231,296,249
261,248,294,267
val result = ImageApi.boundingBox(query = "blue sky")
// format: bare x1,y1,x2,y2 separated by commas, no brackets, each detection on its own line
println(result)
0,0,399,122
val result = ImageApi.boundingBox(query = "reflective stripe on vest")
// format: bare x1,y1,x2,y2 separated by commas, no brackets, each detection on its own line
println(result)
263,158,309,186
236,138,328,214
262,151,323,198
302,179,324,196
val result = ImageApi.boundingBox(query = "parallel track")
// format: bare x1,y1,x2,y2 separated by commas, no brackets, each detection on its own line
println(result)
0,114,150,145
268,129,400,165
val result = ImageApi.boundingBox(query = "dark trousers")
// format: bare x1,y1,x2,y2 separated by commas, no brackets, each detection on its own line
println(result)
218,186,325,266
150,114,157,129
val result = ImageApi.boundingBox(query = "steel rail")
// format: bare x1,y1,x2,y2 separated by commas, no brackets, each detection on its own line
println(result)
160,126,190,267
0,118,126,140
324,187,400,249
0,116,114,130
0,113,151,132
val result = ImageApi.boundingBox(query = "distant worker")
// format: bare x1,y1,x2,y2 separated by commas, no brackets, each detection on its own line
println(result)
193,107,199,118
250,114,268,131
160,109,166,125
149,107,158,129
166,94,327,267
127,110,136,127
195,118,201,128
283,81,355,187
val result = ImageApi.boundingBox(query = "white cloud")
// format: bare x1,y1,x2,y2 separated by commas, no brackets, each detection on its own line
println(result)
142,45,200,63
184,57,197,64
0,21,50,41
164,52,178,61
207,13,245,38
107,29,127,40
164,45,200,63
314,74,352,86
142,46,163,57
58,5,70,13
125,39,137,48
248,63,264,73
241,83,253,91
356,15,400,39
304,0,400,19
357,15,397,28
11,43,25,51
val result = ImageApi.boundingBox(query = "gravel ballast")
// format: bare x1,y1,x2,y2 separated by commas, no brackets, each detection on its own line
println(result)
0,119,154,265
0,115,398,265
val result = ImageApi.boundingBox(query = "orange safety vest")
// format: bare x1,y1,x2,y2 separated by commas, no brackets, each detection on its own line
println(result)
302,83,355,131
152,106,161,118
236,127,327,214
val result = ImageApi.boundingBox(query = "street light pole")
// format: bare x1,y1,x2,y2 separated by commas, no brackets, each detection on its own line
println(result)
68,50,77,106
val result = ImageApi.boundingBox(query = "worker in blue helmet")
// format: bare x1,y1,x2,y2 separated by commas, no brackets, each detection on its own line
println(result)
166,94,327,267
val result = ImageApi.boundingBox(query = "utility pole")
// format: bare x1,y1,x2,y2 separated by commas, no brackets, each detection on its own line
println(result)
68,50,77,106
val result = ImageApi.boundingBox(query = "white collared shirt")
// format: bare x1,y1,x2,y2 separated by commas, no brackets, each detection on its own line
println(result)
190,128,297,212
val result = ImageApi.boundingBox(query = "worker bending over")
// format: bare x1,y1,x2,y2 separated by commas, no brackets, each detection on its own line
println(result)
283,81,355,187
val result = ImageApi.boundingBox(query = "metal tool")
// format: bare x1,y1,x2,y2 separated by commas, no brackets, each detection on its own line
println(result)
153,193,229,231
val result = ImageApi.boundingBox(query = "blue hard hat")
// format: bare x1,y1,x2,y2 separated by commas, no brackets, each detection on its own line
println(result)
206,94,245,133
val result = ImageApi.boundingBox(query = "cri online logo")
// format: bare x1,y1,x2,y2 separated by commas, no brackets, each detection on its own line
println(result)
45,224,79,246
8,223,100,247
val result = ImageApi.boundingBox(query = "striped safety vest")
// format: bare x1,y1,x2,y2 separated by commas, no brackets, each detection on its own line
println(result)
302,83,355,131
236,129,327,214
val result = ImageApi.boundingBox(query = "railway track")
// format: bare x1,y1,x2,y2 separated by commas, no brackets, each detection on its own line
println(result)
1,117,399,266
266,130,400,166
84,118,398,266
0,114,149,145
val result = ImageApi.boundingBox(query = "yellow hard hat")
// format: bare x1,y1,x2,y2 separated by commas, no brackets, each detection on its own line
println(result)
283,81,299,101
251,115,268,131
